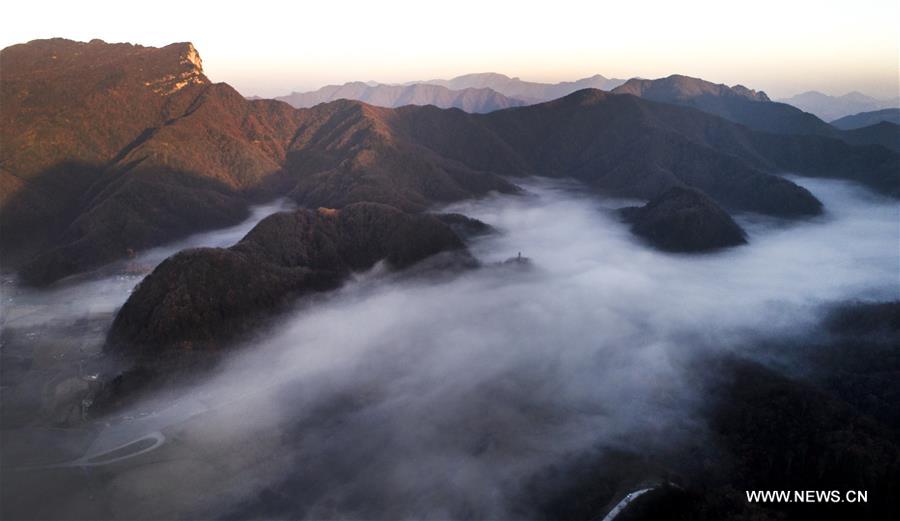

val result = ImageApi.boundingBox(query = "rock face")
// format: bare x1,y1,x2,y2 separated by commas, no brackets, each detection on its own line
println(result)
619,187,747,252
106,203,472,354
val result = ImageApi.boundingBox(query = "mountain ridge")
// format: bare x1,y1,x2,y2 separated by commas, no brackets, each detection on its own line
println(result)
612,74,900,152
275,81,525,113
612,74,838,137
613,74,771,102
3,39,898,286
272,72,628,112
419,72,627,102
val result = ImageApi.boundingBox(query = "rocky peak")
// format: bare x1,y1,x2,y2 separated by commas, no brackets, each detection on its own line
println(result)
144,41,207,95
731,84,770,102
179,42,203,72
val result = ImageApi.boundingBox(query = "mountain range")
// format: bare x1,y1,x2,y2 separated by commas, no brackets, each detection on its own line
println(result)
611,75,900,152
416,72,626,103
272,72,626,111
276,73,900,154
2,40,900,521
274,82,525,113
778,90,900,121
2,39,898,287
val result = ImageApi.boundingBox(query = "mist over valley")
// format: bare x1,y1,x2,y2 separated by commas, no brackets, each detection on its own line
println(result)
1,21,898,521
2,177,898,519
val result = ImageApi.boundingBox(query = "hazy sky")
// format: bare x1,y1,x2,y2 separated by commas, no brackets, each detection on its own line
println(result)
3,0,898,98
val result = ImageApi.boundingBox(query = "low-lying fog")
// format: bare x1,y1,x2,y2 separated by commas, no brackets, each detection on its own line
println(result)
1,177,897,519
0,199,295,329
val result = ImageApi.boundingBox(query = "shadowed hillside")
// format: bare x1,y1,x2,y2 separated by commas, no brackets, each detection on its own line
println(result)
619,187,747,252
831,108,900,130
96,203,475,410
1,39,305,282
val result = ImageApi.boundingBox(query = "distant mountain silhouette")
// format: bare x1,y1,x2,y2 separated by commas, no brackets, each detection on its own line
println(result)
831,108,900,130
612,75,841,137
273,72,629,112
275,82,525,113
778,91,900,121
613,75,900,152
613,74,771,102
3,40,899,286
420,72,626,103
